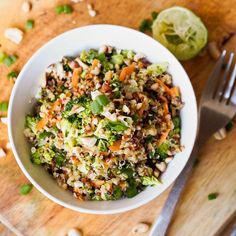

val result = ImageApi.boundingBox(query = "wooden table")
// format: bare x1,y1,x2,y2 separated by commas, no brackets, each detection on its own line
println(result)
0,0,236,235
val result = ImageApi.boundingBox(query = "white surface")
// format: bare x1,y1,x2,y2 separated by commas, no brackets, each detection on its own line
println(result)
8,25,198,214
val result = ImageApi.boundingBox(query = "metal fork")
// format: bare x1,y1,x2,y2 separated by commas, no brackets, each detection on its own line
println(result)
150,50,236,236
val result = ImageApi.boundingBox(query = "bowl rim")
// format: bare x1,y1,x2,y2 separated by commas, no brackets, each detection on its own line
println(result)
8,24,198,214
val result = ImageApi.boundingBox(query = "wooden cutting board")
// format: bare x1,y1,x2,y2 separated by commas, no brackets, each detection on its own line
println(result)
0,0,236,235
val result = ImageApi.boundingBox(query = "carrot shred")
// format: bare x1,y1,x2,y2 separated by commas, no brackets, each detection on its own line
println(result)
169,86,179,97
158,128,171,146
72,68,81,88
92,59,99,69
109,140,121,151
156,79,179,97
36,117,48,131
159,96,169,114
51,99,61,111
119,64,135,81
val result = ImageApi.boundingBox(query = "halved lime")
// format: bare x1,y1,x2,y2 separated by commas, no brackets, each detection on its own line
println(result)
152,6,208,60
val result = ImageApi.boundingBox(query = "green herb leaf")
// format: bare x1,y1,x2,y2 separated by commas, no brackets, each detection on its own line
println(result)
97,139,108,151
111,54,124,65
113,186,123,200
63,64,72,72
26,19,34,30
55,153,65,167
106,121,128,132
20,184,33,195
142,176,161,186
55,4,73,14
208,192,218,200
126,182,138,198
121,167,134,178
3,55,18,67
0,101,8,112
91,100,103,114
96,95,109,106
7,71,18,80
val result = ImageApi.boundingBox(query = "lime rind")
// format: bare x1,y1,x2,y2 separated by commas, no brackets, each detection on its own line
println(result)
152,6,208,60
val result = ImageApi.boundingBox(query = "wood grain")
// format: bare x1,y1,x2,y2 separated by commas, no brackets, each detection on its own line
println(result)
0,0,236,236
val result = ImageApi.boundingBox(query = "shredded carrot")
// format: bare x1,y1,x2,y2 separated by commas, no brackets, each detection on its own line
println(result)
156,79,179,97
92,59,99,69
72,68,81,88
51,99,61,111
91,179,105,187
158,128,171,146
169,86,179,97
100,151,109,156
159,96,169,114
119,64,135,81
36,117,48,131
109,140,121,151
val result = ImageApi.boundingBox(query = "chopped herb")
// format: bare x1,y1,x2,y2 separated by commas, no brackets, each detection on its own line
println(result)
20,184,33,195
25,19,34,30
3,55,18,67
193,158,200,168
91,95,109,114
156,142,169,159
139,19,152,32
97,139,108,151
121,167,134,178
145,135,154,143
131,113,139,122
91,100,103,114
63,64,72,72
7,71,18,80
96,95,109,106
208,192,218,200
151,11,159,20
126,181,138,198
55,5,73,15
113,186,123,200
111,54,124,65
0,52,7,63
55,153,65,167
225,121,234,131
106,121,128,132
0,101,8,112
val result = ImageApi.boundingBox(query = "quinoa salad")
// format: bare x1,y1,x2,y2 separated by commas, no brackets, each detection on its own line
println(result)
24,45,183,201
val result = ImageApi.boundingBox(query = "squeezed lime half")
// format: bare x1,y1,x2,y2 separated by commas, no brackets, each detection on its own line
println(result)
152,6,208,60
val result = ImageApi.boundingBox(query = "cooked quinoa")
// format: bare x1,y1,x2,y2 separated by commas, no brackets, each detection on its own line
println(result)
24,45,183,200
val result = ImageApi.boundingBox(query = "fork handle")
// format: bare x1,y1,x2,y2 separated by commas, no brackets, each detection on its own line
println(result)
149,141,200,236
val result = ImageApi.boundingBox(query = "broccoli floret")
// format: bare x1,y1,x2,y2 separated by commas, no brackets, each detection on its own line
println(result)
54,152,65,167
112,186,123,200
121,50,134,59
147,62,168,76
111,54,124,65
126,181,138,198
25,115,39,134
31,148,41,164
141,176,161,186
148,142,169,160
173,116,181,128
157,142,169,159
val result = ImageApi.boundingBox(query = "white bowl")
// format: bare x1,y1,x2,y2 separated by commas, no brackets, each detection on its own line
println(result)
8,25,197,214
